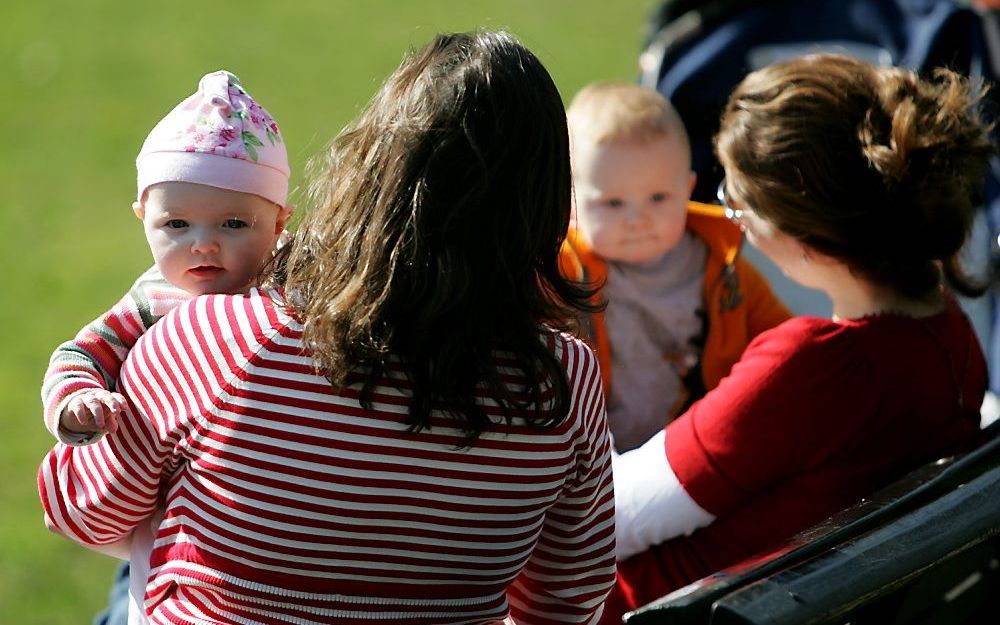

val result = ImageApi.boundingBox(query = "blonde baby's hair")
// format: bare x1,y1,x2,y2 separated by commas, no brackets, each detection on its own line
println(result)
567,82,690,156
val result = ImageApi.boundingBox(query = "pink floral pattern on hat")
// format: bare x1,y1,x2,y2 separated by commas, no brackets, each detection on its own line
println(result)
136,70,290,206
176,73,282,163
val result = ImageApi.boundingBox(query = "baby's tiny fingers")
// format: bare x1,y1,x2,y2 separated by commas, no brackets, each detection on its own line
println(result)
66,401,88,427
106,394,126,414
68,399,94,426
94,392,120,412
83,398,106,429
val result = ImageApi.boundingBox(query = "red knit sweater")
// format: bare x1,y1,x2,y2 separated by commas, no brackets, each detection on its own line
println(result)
605,301,986,619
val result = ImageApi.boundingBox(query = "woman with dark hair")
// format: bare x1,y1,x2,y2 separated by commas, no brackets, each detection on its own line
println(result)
606,53,994,618
39,31,615,624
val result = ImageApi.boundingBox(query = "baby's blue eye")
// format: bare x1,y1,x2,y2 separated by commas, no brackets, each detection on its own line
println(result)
606,198,624,208
651,193,667,203
223,219,248,229
166,219,188,229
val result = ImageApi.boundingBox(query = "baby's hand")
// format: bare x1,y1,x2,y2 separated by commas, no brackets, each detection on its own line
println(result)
60,389,125,436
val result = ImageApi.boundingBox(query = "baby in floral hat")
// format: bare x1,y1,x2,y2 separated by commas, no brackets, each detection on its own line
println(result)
40,69,292,624
43,70,292,443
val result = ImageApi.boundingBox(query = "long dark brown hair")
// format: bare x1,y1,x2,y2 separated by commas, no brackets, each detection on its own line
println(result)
716,54,994,298
269,31,595,442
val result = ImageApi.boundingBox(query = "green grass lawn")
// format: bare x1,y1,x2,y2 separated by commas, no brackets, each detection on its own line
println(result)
0,1,655,622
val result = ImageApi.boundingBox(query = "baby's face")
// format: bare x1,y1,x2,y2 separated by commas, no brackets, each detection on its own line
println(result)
134,182,292,296
572,135,695,264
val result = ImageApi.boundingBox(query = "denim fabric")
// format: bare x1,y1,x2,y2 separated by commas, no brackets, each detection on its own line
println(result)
92,562,130,625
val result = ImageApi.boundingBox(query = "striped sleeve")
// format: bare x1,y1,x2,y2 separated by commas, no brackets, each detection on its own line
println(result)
41,267,188,445
37,293,254,546
507,334,617,624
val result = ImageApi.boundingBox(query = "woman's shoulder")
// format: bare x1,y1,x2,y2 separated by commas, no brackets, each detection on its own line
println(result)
545,327,598,361
149,288,296,345
752,315,854,349
738,315,875,378
127,288,297,387
169,287,285,313
710,316,881,421
543,328,603,385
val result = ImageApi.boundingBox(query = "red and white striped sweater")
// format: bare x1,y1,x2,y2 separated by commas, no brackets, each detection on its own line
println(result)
39,289,616,624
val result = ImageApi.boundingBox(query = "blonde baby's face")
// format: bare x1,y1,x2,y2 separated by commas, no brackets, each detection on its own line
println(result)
133,182,292,296
572,134,696,264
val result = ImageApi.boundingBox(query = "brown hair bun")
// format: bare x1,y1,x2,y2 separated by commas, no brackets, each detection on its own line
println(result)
717,54,994,297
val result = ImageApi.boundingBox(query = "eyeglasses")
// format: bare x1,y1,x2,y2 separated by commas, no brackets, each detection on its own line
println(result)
717,177,744,228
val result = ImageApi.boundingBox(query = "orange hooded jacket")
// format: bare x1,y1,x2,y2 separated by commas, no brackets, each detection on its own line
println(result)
559,201,791,398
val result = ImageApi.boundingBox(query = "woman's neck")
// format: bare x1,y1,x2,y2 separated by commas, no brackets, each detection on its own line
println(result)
826,271,944,322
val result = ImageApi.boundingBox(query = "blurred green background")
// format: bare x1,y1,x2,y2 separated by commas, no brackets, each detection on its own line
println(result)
0,0,655,622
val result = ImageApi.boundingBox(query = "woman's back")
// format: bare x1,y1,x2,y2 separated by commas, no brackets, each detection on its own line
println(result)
613,301,985,610
672,301,983,556
51,289,615,623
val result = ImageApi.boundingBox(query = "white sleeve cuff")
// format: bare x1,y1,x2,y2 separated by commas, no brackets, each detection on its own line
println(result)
57,426,106,446
613,430,715,560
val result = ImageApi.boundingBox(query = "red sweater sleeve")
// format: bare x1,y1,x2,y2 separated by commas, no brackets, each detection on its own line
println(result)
665,317,879,516
507,333,617,624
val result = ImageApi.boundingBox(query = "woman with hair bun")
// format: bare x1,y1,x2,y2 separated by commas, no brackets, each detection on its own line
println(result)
606,53,995,618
